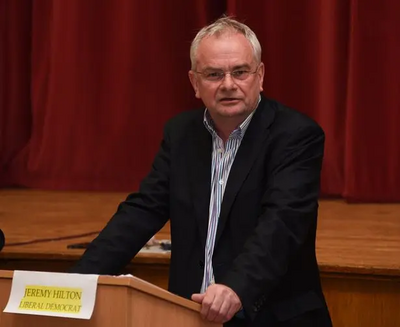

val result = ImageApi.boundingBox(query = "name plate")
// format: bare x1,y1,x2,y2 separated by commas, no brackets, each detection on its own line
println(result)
4,271,99,319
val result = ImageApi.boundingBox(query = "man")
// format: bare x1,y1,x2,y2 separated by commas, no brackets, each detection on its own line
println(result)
71,17,332,327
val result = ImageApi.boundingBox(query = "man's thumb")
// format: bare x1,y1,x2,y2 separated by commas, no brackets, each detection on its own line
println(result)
191,293,205,303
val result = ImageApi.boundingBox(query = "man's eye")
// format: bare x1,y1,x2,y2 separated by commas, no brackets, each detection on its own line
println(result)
232,70,247,77
206,72,222,78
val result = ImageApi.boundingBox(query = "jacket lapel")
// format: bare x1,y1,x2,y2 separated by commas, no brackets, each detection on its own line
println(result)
188,117,212,249
214,98,275,246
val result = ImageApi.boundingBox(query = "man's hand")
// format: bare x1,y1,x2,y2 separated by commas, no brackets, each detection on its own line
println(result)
191,284,242,323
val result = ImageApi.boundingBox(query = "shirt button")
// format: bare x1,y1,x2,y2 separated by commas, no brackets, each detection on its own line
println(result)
219,180,224,185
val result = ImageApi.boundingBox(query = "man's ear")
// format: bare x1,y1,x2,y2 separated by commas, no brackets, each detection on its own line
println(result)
257,62,265,92
188,71,201,99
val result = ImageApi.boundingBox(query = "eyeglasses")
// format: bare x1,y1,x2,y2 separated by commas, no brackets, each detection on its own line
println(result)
195,65,260,82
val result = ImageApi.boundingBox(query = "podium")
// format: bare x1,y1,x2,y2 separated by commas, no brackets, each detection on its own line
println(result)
0,270,221,327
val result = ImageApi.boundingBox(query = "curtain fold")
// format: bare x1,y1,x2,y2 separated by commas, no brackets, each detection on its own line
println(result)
343,0,400,201
0,0,32,185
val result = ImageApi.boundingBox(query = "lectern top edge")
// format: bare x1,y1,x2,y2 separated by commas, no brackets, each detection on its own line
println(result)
0,270,201,313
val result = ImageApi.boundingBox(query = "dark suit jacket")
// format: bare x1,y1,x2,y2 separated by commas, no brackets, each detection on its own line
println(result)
71,95,332,327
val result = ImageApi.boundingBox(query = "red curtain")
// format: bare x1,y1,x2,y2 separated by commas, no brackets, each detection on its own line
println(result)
343,0,400,201
227,0,400,202
1,0,400,201
1,0,222,191
0,0,32,186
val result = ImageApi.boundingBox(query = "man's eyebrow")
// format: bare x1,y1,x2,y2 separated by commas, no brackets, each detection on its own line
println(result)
232,64,251,70
201,66,223,71
200,63,252,71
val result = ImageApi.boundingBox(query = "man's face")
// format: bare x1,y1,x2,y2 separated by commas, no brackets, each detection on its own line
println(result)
189,32,264,121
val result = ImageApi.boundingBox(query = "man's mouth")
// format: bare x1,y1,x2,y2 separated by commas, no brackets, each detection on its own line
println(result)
219,98,239,102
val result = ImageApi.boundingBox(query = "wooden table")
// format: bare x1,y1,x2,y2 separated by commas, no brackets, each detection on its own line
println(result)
0,190,399,326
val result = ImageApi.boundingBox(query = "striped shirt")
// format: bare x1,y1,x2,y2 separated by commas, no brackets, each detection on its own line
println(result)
200,98,260,293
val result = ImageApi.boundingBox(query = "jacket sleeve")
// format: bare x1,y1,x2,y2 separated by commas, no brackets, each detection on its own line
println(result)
220,123,325,321
70,123,172,275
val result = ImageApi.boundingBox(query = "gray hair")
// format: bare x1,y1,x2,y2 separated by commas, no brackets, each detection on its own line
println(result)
190,16,262,70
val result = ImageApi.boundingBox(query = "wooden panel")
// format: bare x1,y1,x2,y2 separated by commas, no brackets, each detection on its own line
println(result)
0,273,220,327
1,189,400,326
0,190,170,264
316,200,400,276
1,190,399,276
126,286,220,327
0,278,131,327
321,274,400,327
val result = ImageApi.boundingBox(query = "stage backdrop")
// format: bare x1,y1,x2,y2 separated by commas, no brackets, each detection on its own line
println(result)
1,0,399,202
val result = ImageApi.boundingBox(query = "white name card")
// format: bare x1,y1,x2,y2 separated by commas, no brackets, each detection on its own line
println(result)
4,270,99,319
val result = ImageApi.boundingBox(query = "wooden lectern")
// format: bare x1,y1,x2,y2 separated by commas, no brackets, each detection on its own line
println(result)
0,270,221,327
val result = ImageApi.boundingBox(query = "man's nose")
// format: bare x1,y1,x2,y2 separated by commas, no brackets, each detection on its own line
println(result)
220,73,237,89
